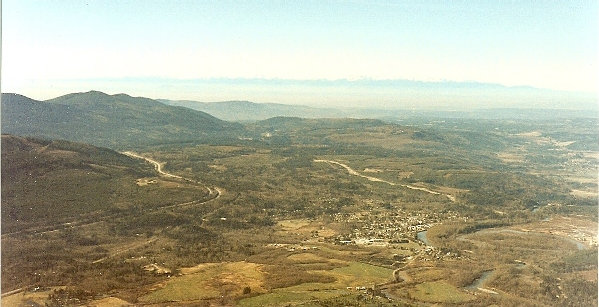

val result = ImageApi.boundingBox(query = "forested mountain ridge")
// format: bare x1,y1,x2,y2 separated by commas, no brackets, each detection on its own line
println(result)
1,91,242,149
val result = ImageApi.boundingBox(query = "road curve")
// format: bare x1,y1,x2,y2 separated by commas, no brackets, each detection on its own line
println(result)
121,151,223,208
314,159,396,185
314,159,455,201
2,153,222,239
122,151,185,180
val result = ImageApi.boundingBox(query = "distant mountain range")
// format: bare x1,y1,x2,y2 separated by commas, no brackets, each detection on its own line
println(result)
157,99,354,121
159,98,598,122
2,90,597,150
1,91,241,149
30,77,597,111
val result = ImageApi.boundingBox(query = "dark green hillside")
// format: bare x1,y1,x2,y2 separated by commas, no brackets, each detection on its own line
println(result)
0,93,78,140
0,135,207,234
252,116,386,131
2,91,242,149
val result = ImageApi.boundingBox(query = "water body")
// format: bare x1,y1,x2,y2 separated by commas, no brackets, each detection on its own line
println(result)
466,270,494,291
562,237,586,250
417,230,431,246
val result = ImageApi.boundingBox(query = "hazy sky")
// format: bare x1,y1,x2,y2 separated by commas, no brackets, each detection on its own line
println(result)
2,0,598,105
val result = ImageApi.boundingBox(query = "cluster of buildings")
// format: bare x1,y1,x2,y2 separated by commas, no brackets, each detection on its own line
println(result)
265,243,320,252
329,209,460,246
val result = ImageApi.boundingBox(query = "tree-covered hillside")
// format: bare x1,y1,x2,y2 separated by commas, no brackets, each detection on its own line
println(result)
1,91,242,149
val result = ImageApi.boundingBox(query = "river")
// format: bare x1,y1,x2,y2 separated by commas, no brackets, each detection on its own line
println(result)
417,230,431,246
465,270,494,291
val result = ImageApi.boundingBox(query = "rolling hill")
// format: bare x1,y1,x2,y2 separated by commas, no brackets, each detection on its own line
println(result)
0,134,151,233
1,134,212,294
159,97,599,123
1,91,242,149
157,99,350,121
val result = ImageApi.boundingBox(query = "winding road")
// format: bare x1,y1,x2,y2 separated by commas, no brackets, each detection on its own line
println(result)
2,152,227,296
121,151,223,207
122,151,222,205
122,151,186,180
2,153,222,238
314,159,455,201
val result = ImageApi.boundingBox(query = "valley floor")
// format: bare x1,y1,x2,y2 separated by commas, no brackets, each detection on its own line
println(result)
2,117,597,306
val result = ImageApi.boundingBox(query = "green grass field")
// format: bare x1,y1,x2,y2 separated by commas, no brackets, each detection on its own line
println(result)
408,280,475,303
139,262,265,303
238,262,393,306
238,284,348,307
327,262,393,285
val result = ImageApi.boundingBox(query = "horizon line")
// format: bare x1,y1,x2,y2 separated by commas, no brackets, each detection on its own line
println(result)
26,76,595,94
3,90,598,112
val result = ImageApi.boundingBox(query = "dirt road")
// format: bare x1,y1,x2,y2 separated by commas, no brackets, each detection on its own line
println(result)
122,151,185,180
314,159,396,185
2,153,222,238
314,159,455,201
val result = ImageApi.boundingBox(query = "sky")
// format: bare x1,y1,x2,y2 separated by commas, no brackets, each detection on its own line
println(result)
2,0,598,107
